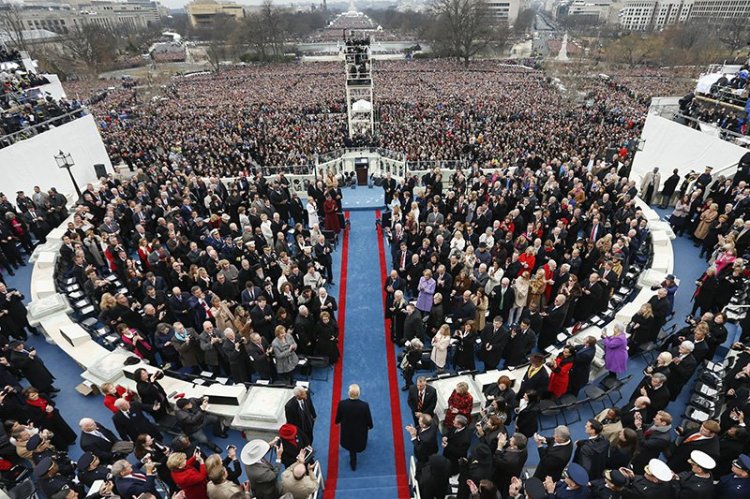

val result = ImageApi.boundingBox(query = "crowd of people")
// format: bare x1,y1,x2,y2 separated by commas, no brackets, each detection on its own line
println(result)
1,94,85,147
372,102,750,498
0,142,353,496
0,53,748,499
74,60,697,175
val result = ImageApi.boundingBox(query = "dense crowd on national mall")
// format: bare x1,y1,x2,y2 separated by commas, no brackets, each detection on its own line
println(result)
83,60,698,173
0,59,749,499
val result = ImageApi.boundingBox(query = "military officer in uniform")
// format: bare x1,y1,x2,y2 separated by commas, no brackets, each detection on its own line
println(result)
77,452,111,490
619,458,674,499
716,453,750,499
672,450,714,499
34,456,83,498
589,468,628,499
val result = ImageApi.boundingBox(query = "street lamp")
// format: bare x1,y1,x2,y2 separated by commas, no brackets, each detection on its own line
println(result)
54,150,82,198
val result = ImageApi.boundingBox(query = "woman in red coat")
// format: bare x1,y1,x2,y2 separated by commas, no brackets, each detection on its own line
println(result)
547,346,575,399
323,194,341,233
101,383,135,413
444,381,474,429
167,451,208,499
23,387,77,449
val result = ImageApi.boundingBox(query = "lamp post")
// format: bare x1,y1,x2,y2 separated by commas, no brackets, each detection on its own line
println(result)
54,150,81,198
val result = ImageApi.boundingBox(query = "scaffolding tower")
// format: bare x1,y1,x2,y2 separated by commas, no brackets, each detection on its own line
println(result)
344,30,374,139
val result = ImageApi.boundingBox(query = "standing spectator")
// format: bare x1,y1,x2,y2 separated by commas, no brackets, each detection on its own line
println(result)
572,419,609,479
602,322,629,380
112,458,160,499
532,425,573,481
8,341,58,395
271,325,298,384
241,439,281,499
284,386,316,444
416,269,436,315
547,346,575,398
167,450,209,499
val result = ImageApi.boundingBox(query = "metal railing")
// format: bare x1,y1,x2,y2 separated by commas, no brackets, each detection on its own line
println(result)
0,107,88,149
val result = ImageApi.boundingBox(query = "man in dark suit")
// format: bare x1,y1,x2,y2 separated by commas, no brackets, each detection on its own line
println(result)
394,241,411,280
402,304,424,344
335,384,373,471
503,318,536,367
111,458,161,499
406,413,439,470
111,399,162,442
666,419,721,473
491,278,515,325
284,386,317,444
493,432,528,496
619,396,650,430
631,409,673,473
480,316,509,371
78,418,124,465
241,282,264,310
407,377,438,426
539,295,568,351
567,336,597,396
668,340,699,401
310,287,337,321
383,270,404,312
575,273,605,321
517,353,550,399
533,425,573,481
168,287,194,327
735,219,750,256
442,415,472,474
573,419,609,480
641,373,671,421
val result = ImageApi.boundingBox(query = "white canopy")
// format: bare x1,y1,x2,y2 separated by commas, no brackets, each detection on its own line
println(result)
695,73,724,94
352,99,372,113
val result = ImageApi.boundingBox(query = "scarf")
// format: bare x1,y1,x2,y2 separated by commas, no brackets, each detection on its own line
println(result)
26,397,53,419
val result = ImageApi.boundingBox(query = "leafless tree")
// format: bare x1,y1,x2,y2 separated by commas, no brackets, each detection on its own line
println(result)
0,3,29,53
430,0,503,65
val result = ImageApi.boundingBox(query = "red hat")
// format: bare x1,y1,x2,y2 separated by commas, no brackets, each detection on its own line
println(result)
279,424,298,444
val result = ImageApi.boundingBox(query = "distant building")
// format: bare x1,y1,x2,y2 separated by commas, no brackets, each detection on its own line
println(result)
186,0,245,29
617,0,749,30
0,0,162,35
484,0,527,24
555,0,613,22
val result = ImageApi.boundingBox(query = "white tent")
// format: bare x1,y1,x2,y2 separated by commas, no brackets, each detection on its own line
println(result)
352,99,372,113
695,73,724,94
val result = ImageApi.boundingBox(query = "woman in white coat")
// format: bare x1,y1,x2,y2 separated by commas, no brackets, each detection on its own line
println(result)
306,199,319,229
430,324,452,373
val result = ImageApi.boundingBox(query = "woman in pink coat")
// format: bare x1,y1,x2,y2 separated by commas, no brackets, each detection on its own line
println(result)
602,322,629,378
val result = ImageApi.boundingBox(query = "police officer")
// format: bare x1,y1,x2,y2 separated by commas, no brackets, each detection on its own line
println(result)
589,468,627,498
26,433,76,477
542,462,590,498
716,453,750,499
33,456,83,498
619,458,674,499
672,450,714,499
77,451,111,490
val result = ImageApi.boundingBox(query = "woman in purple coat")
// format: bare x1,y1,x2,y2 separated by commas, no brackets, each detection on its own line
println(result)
602,322,629,379
416,269,436,314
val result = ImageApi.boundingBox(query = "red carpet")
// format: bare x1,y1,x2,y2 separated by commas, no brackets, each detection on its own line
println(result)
324,212,350,499
375,210,410,498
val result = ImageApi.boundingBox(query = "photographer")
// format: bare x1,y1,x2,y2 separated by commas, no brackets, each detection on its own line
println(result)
167,449,208,499
221,329,250,384
134,367,169,421
8,341,58,396
175,397,227,454
280,447,318,499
